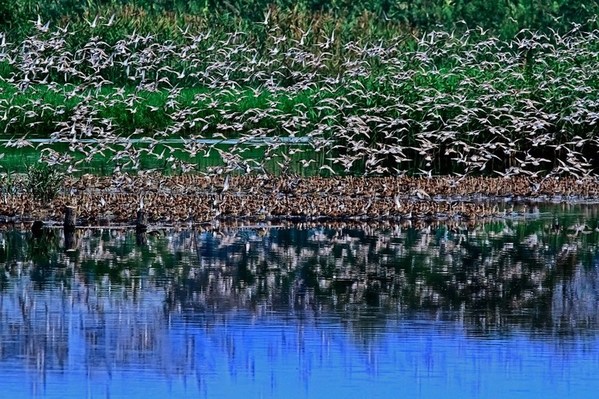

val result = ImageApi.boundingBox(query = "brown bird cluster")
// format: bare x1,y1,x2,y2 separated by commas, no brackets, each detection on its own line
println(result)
1,174,598,226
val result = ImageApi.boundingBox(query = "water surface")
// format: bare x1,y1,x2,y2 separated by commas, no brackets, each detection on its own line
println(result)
1,205,599,398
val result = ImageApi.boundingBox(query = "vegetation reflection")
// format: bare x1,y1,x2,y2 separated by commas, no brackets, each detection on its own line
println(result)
1,207,599,393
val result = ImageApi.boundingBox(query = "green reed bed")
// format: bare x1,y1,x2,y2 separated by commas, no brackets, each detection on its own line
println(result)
3,0,599,43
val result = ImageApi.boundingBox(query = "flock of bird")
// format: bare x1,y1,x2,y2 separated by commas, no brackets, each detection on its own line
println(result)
0,18,598,180
2,174,599,224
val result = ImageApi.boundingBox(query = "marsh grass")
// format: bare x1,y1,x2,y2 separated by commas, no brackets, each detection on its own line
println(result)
0,168,19,199
3,0,599,42
24,164,64,203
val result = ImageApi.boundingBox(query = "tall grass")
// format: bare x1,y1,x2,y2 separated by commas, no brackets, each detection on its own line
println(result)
2,0,599,43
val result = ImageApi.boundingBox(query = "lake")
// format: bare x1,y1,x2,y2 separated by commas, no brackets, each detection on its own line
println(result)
1,204,599,398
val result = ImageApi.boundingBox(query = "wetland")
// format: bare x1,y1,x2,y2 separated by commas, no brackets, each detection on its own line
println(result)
3,1,599,397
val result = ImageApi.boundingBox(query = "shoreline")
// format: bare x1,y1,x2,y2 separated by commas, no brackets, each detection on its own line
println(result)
1,175,599,227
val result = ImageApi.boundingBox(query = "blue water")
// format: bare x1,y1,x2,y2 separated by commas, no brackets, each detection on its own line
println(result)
1,215,599,398
5,309,599,399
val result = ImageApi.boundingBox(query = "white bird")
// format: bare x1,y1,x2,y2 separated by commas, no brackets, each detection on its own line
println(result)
221,175,230,194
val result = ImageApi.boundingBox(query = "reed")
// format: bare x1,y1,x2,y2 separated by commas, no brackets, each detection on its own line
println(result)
24,164,64,203
2,0,599,42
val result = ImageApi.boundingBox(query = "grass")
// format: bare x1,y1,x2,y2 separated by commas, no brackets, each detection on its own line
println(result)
0,141,326,176
24,163,63,202
2,0,599,43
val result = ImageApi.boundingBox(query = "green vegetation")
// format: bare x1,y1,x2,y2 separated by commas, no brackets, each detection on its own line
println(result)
1,1,599,177
24,164,64,202
0,168,18,198
2,0,599,43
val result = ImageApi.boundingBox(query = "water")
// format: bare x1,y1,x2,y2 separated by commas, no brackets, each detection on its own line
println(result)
1,206,599,398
